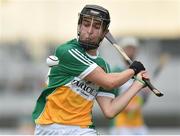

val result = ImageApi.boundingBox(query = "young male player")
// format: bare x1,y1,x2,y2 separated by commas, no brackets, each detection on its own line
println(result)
32,4,148,135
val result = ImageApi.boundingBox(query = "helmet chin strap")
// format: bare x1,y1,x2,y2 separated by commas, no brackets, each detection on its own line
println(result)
78,40,99,50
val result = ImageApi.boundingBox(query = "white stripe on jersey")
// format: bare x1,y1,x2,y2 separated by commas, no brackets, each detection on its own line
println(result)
79,63,97,79
74,49,94,64
69,50,91,65
45,68,51,85
70,49,93,65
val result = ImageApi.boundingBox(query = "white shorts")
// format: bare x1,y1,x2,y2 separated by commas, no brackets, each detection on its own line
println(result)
109,126,148,135
34,123,97,135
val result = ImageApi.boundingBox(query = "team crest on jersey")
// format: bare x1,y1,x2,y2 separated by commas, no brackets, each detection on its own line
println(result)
69,77,98,100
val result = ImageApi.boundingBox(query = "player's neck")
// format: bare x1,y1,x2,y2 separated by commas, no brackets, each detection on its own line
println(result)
86,49,98,56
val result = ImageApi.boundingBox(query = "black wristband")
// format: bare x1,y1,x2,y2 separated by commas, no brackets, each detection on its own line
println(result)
129,61,145,75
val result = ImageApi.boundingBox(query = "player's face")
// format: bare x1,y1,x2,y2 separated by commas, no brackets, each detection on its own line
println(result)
79,16,105,46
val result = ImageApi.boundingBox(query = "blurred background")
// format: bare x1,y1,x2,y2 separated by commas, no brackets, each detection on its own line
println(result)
0,0,180,134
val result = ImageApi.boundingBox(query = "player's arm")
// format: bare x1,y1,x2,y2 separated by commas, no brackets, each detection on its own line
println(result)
85,66,134,90
85,60,145,90
96,71,148,118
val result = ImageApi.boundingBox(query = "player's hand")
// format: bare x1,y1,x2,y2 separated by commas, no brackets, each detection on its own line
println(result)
136,70,149,80
129,60,145,75
135,70,149,88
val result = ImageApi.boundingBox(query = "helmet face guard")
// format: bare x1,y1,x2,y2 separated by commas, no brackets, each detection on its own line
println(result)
78,5,110,50
78,16,104,50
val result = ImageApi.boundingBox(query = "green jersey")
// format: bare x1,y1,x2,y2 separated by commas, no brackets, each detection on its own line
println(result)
32,39,116,128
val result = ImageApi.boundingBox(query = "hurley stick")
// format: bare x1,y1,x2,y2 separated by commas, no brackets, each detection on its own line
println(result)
105,32,164,97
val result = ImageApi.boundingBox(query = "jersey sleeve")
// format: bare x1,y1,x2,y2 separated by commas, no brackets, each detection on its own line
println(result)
55,45,97,79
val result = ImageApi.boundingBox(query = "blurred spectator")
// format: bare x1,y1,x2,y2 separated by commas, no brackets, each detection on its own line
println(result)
109,37,150,135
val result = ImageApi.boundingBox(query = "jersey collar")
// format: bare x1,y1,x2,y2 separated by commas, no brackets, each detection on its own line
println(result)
85,51,99,59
